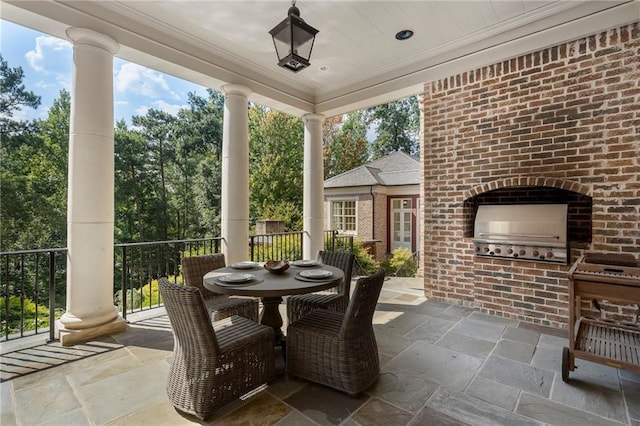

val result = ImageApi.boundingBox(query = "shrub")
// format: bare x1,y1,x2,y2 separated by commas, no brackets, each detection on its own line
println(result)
115,275,179,312
0,296,51,336
352,240,380,275
382,247,417,277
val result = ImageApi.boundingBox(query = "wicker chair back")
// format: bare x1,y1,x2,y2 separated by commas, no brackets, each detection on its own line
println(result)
317,250,354,300
181,253,226,298
340,268,385,340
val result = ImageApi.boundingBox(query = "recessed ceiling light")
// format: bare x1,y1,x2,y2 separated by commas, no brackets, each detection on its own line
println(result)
319,65,329,71
395,29,414,41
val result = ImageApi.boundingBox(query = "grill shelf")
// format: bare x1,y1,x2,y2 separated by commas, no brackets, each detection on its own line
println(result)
563,254,640,382
575,319,640,367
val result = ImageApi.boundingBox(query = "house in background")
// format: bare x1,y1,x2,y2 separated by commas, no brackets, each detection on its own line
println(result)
324,151,420,260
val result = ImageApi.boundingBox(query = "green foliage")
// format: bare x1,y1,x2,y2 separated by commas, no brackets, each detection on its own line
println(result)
351,240,380,276
0,53,41,135
115,275,179,311
1,89,69,251
115,90,225,243
323,112,369,179
0,296,52,337
382,247,417,277
261,201,302,232
365,95,420,159
248,106,304,227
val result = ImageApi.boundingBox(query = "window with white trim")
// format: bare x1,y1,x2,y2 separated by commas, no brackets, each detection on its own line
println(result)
331,200,356,234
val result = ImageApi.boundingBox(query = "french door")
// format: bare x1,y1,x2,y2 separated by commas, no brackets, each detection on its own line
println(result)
391,198,413,251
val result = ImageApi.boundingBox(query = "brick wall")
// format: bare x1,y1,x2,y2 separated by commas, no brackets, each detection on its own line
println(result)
421,23,640,329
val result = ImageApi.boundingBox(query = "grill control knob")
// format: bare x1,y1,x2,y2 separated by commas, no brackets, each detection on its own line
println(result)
484,247,490,253
519,249,526,256
546,251,553,258
494,248,501,254
475,246,480,252
532,250,539,257
507,248,513,254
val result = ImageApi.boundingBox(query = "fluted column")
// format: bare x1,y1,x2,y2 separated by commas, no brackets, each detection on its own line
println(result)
57,28,126,345
302,114,325,259
221,84,251,264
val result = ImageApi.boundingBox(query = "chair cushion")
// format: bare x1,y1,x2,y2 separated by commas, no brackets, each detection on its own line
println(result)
214,315,274,351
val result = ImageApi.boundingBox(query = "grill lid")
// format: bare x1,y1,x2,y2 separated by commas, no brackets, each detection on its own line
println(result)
473,204,569,264
474,204,568,246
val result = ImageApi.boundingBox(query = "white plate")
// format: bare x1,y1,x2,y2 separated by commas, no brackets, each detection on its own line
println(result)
299,269,332,279
218,273,253,283
292,259,319,267
231,261,259,269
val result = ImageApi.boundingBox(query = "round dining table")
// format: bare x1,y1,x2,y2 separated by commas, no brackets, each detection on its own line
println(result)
203,262,344,343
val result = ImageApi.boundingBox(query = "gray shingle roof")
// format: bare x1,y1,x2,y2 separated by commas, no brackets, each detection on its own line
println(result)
324,151,420,188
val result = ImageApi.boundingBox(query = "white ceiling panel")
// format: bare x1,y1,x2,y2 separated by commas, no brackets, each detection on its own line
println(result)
2,0,637,117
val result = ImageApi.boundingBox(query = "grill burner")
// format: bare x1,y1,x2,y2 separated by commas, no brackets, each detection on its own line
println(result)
473,204,569,264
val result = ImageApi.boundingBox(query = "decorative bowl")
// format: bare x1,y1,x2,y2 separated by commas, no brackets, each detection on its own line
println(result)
264,259,290,274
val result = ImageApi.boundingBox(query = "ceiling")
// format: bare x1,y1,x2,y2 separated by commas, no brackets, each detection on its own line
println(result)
2,1,638,117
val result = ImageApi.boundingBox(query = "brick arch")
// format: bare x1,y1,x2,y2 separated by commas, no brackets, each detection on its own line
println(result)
463,177,590,201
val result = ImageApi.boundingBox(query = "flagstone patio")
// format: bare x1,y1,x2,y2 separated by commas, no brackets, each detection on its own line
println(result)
2,277,639,426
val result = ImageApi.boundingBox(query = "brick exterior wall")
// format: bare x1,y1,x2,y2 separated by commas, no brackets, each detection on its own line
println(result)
325,192,387,259
421,23,640,329
373,192,387,258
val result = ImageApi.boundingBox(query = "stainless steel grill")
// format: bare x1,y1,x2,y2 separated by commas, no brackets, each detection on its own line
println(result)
473,204,569,264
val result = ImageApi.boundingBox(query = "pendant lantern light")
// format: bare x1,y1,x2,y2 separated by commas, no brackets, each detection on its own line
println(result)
269,0,319,73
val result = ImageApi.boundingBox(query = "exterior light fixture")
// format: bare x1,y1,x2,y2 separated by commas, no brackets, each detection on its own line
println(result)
269,0,319,73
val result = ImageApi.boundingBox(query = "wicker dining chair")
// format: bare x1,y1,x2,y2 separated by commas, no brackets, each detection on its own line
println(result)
181,254,259,322
286,250,355,324
159,278,275,420
286,268,385,396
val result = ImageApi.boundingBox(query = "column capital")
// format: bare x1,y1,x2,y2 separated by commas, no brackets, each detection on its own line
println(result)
66,28,119,54
302,113,325,124
221,84,252,98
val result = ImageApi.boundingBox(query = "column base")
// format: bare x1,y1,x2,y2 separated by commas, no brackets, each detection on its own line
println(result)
56,315,127,346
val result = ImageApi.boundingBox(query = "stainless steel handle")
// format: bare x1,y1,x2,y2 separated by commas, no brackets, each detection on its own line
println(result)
478,232,560,240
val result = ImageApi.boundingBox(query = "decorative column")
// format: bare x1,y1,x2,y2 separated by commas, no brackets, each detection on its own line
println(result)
57,28,126,346
302,114,325,259
221,84,251,264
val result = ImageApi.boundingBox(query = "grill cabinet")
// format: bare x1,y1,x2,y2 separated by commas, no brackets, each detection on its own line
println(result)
563,253,640,382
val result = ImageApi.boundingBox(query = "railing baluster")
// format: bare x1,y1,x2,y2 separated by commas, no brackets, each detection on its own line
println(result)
34,253,40,335
48,251,57,342
3,255,10,341
19,254,25,337
121,246,128,320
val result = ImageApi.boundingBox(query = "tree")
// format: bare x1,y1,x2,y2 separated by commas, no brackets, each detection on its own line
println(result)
248,106,304,230
365,95,419,159
323,111,369,179
0,54,41,135
174,90,225,237
132,109,177,242
114,120,152,243
0,90,69,250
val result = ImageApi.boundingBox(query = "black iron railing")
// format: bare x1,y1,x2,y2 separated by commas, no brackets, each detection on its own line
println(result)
250,231,304,262
115,237,223,319
0,248,67,342
1,231,354,341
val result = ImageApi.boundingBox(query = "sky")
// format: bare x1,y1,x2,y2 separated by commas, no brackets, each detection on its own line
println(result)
1,19,209,124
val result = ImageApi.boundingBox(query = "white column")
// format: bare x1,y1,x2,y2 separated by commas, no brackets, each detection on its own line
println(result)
302,114,325,259
57,28,126,345
221,84,251,264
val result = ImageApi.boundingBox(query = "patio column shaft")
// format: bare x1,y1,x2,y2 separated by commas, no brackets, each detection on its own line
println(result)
58,28,126,345
302,114,325,259
221,84,251,264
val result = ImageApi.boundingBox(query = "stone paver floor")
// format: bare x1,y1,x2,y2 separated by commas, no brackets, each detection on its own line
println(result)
2,276,639,425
